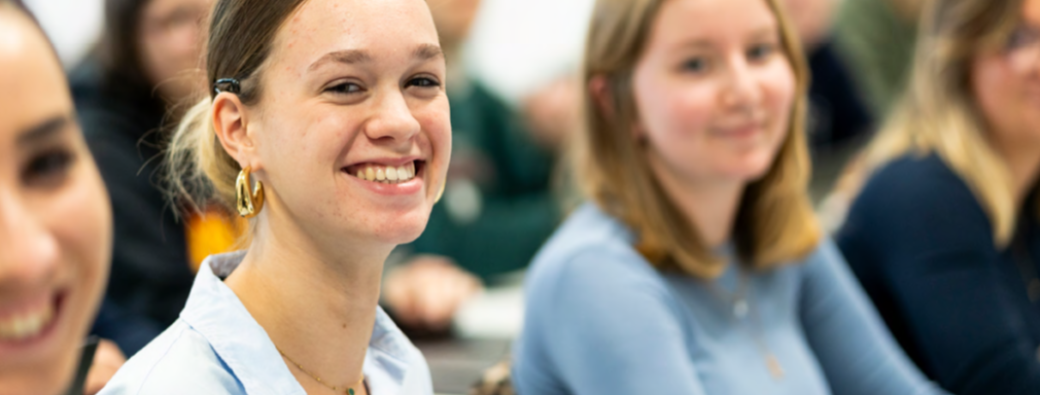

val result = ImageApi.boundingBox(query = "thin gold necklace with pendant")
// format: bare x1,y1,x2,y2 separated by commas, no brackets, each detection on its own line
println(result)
277,346,365,395
705,266,785,380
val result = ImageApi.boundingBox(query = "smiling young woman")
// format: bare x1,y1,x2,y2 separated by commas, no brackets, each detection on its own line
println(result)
97,0,449,393
512,0,949,393
0,1,113,394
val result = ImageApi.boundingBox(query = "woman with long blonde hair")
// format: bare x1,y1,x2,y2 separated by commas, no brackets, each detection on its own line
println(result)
836,0,1040,393
512,0,946,393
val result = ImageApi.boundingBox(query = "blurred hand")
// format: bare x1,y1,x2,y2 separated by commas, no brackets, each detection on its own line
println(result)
384,255,484,330
84,339,126,395
522,76,582,151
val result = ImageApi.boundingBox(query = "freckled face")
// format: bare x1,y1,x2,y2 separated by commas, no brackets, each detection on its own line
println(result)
247,0,451,247
633,0,797,188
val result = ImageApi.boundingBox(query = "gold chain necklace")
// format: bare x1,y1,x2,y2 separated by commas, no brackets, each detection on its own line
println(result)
277,347,365,395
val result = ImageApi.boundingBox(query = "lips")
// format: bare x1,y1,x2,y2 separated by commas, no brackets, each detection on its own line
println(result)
0,292,62,343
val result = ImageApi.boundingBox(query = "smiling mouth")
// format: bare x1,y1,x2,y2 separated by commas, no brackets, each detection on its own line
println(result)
0,292,63,343
344,160,425,184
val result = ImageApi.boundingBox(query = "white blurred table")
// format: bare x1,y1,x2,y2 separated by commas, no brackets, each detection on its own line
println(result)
418,283,524,395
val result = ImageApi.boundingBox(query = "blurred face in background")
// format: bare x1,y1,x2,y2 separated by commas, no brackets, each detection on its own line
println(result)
632,0,796,189
137,0,212,101
0,5,112,394
427,0,481,48
974,0,1040,152
780,0,836,49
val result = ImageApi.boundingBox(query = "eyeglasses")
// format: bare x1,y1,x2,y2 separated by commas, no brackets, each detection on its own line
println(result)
1006,24,1040,73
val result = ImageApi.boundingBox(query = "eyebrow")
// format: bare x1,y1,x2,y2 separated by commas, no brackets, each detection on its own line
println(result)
16,116,69,146
307,44,444,72
413,44,444,61
676,27,779,49
308,49,373,72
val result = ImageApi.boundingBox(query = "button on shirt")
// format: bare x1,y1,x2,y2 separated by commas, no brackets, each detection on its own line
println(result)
99,251,434,395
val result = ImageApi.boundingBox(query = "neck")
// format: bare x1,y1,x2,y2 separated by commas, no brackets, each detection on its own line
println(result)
224,195,390,392
650,158,745,249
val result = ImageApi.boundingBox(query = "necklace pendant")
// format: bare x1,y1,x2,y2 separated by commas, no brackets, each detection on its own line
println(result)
765,354,784,380
733,299,749,318
348,389,355,395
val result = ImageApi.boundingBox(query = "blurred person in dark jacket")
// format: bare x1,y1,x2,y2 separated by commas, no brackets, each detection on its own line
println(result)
782,0,874,151
383,0,561,332
837,0,1040,392
70,0,237,358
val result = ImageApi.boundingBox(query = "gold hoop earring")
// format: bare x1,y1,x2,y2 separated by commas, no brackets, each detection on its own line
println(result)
236,166,265,218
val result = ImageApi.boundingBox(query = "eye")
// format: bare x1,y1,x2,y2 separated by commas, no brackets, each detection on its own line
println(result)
681,57,710,73
22,149,74,189
747,43,778,62
1007,26,1039,51
407,76,441,88
325,82,364,95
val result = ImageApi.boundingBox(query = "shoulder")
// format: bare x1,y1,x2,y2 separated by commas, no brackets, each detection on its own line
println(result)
99,320,245,395
528,204,663,289
849,154,990,230
524,204,677,321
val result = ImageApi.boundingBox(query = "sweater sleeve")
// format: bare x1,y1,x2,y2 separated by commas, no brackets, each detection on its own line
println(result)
519,247,707,395
838,157,1040,394
799,239,947,395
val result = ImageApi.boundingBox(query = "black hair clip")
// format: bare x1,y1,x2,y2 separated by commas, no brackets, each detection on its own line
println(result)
213,78,241,95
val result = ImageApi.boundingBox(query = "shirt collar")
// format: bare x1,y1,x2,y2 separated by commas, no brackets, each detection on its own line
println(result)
180,251,414,394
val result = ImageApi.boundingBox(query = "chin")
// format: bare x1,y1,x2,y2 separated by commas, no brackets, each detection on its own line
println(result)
0,360,76,395
369,208,432,245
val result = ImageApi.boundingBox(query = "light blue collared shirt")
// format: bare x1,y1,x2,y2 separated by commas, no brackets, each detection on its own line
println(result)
99,251,433,395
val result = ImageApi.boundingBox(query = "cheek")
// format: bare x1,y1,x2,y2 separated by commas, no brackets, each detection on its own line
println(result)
973,58,1039,140
416,100,452,186
49,164,111,355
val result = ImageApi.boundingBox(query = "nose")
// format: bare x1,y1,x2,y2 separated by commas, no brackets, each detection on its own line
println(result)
720,56,763,111
0,189,59,291
363,90,422,144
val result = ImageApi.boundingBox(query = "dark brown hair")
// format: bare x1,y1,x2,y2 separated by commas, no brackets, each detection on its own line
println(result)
96,0,154,99
165,0,308,215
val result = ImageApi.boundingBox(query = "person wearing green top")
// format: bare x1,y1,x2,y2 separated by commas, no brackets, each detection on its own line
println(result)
382,0,561,332
834,0,923,115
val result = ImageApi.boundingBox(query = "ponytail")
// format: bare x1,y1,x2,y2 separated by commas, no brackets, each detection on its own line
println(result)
164,97,241,215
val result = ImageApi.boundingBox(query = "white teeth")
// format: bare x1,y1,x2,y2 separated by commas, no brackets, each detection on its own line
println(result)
0,302,54,341
352,163,418,184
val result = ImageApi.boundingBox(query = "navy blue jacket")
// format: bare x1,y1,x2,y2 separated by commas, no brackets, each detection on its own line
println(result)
837,154,1040,394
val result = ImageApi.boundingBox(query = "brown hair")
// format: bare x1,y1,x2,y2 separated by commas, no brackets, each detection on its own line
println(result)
578,0,820,278
96,0,156,100
165,0,308,215
843,0,1025,246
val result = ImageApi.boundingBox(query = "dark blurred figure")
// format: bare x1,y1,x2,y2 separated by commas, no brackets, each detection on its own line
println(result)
835,0,924,116
0,2,114,394
70,0,219,357
383,0,559,332
837,0,1040,393
783,0,874,151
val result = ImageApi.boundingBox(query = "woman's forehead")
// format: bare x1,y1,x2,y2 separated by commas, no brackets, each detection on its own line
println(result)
0,8,70,140
270,0,440,70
